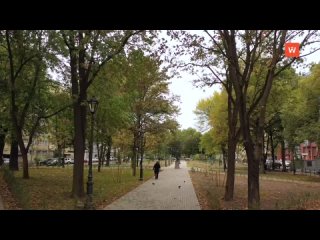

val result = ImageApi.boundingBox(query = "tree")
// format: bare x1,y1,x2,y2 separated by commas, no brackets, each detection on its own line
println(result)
195,91,228,167
170,30,241,201
47,84,73,168
219,30,318,208
89,54,131,170
263,67,299,172
122,49,179,176
282,64,320,172
171,30,319,208
168,136,182,161
4,30,63,177
57,30,144,198
0,56,9,166
294,64,320,144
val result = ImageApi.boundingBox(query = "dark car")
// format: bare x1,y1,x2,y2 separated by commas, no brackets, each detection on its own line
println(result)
38,158,59,166
38,159,50,166
46,158,59,166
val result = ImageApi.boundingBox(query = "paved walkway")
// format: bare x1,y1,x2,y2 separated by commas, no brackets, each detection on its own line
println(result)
104,160,201,210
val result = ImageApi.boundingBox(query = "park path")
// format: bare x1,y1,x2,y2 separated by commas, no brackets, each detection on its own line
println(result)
104,160,201,210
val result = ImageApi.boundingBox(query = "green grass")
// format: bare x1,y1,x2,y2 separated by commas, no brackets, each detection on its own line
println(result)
188,160,320,183
2,165,153,210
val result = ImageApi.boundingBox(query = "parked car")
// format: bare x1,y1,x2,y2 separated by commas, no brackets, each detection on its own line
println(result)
266,159,282,170
3,154,10,164
38,159,51,166
64,158,74,164
46,158,59,166
84,158,99,164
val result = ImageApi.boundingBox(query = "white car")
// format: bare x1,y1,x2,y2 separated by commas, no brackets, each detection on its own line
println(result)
64,158,74,164
3,157,10,164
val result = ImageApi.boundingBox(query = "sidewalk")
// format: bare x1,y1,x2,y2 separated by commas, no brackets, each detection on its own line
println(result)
104,160,201,210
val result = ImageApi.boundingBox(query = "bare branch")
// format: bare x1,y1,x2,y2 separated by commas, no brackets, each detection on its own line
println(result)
204,30,228,58
26,117,41,152
40,103,72,119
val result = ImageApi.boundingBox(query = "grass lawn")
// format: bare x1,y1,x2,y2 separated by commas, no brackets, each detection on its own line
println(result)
190,171,320,210
188,160,320,182
0,164,153,210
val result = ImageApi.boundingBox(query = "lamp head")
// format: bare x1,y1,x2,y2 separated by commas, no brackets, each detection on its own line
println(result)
88,97,99,114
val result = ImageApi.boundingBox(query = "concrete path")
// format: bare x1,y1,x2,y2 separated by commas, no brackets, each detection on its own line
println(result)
104,160,201,210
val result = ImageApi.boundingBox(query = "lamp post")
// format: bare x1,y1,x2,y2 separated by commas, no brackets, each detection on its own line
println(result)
84,97,99,210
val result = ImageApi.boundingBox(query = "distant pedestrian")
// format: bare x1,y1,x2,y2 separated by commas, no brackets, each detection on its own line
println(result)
153,161,161,179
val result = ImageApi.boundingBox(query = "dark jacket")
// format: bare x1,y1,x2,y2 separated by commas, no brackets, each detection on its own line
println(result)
153,162,161,172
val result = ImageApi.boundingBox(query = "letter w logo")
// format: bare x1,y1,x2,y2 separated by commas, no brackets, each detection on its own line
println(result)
285,43,300,57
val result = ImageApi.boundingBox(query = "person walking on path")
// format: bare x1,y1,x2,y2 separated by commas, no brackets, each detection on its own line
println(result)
153,161,161,179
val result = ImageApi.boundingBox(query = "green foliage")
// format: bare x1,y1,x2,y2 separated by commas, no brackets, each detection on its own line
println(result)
179,128,202,157
281,64,320,146
168,136,183,160
195,90,228,155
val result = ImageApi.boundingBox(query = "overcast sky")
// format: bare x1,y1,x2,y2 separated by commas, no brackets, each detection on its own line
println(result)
169,71,221,131
169,39,320,131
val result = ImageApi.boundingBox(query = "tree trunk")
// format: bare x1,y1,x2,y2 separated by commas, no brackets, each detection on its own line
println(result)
224,81,239,201
13,126,29,178
58,144,64,168
97,142,101,172
281,139,286,172
20,147,29,178
257,122,266,174
221,145,227,172
106,146,111,167
132,128,139,176
70,53,86,198
270,131,275,170
242,116,260,209
69,33,88,199
71,100,86,198
262,132,270,172
132,145,137,176
106,136,112,167
102,145,106,166
239,94,260,209
291,146,296,175
118,149,122,165
0,133,5,166
231,68,260,208
9,139,19,171
97,143,107,171
224,140,237,201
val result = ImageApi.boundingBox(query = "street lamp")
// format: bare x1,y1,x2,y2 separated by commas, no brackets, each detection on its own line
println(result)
84,97,99,210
